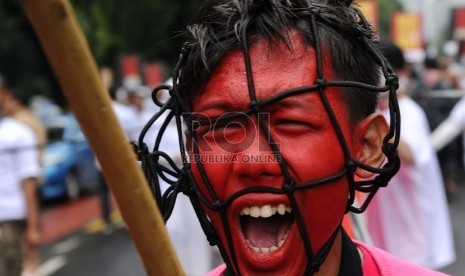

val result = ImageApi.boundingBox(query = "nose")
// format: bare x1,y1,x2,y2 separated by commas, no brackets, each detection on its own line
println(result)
232,125,282,181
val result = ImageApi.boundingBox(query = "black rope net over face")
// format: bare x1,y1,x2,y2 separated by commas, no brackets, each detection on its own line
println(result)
134,2,400,275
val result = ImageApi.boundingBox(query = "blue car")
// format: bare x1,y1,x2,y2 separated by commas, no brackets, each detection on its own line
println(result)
40,114,100,201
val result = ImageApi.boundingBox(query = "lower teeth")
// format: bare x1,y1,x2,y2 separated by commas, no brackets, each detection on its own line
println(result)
248,229,289,253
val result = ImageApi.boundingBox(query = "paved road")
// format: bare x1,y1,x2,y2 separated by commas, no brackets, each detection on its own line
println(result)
440,185,465,276
38,227,145,276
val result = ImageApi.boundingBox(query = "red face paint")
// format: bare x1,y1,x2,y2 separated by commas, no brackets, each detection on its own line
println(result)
190,32,358,275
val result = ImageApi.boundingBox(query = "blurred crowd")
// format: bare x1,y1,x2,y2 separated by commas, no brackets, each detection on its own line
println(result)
405,49,465,196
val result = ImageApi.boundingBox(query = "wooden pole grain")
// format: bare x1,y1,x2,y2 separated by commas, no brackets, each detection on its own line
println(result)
20,0,184,275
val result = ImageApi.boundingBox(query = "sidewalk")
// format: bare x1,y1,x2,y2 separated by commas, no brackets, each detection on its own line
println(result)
41,195,119,245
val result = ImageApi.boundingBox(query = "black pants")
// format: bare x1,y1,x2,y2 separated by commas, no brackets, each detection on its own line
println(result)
98,172,111,224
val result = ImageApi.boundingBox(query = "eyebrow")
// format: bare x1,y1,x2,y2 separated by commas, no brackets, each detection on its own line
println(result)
266,93,321,112
194,101,236,113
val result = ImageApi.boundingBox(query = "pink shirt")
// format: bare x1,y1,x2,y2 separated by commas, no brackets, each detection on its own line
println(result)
355,241,448,276
206,241,449,276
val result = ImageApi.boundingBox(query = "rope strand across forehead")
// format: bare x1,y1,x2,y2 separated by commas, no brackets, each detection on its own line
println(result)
135,1,400,275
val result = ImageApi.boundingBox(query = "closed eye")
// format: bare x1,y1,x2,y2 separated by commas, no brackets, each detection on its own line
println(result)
274,119,321,133
200,120,248,143
276,119,316,128
276,119,308,126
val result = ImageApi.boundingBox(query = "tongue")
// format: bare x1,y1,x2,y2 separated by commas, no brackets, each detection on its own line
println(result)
241,215,291,248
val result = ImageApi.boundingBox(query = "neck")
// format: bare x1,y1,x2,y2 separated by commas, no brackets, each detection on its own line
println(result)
315,231,343,276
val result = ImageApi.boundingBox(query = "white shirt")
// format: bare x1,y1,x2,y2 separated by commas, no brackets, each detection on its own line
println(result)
112,101,138,139
0,117,40,221
367,97,456,269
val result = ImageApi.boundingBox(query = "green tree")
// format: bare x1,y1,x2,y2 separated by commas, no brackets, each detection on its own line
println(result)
0,0,63,104
72,0,203,79
0,0,203,105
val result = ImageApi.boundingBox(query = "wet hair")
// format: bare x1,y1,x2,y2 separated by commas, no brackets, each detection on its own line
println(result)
178,0,380,123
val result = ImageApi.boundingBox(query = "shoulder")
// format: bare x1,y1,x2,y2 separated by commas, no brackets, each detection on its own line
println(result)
0,117,35,141
13,109,45,127
355,241,449,276
205,264,227,276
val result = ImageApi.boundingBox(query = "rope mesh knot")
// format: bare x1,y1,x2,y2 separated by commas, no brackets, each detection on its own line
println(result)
250,100,263,113
385,74,399,90
315,77,327,89
282,179,296,194
131,141,148,161
345,160,357,173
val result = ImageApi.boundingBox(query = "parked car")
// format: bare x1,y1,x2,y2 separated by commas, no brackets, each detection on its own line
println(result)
39,114,100,201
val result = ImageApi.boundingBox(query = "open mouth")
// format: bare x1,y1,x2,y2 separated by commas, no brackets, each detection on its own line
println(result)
240,203,294,253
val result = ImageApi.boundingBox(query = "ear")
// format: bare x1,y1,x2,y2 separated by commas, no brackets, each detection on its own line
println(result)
354,113,389,179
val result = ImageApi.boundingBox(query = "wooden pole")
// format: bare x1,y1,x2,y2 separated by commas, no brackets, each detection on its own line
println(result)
20,0,185,275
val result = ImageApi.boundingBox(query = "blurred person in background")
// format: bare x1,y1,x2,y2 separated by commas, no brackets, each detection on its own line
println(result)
431,53,465,155
0,75,46,276
126,86,154,145
0,82,46,162
422,54,465,195
423,57,442,91
366,40,455,270
0,75,41,276
423,56,462,91
431,95,465,174
127,83,216,275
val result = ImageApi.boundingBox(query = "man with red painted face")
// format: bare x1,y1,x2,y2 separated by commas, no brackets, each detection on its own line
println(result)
138,0,450,275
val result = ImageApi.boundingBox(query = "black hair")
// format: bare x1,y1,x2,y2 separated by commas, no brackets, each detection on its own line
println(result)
10,87,31,106
0,75,30,106
108,85,118,100
0,74,9,91
178,0,380,123
379,39,405,71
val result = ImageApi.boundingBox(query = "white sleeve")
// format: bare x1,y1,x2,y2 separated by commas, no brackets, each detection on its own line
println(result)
431,119,463,151
16,126,40,179
430,96,465,151
450,97,465,125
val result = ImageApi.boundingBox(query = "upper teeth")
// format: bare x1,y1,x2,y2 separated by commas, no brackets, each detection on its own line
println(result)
240,203,292,218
